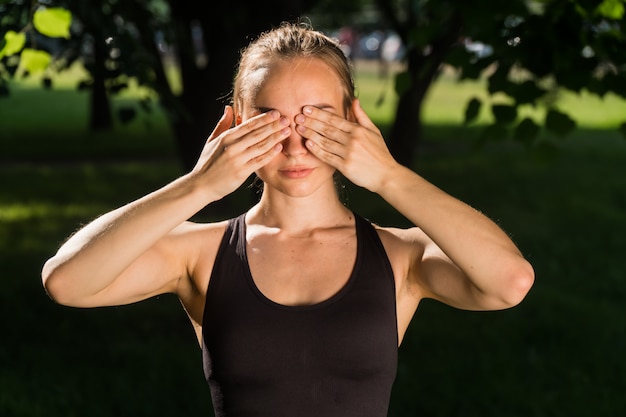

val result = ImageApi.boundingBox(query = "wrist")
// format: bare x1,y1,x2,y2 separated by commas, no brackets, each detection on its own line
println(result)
179,171,224,204
375,163,413,195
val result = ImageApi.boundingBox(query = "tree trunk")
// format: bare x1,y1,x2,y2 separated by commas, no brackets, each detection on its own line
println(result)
89,36,113,131
164,1,312,216
378,4,464,168
168,2,309,172
388,88,424,168
387,47,431,167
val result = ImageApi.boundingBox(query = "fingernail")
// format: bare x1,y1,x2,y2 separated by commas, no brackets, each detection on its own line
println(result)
303,106,312,115
269,110,280,119
280,116,290,126
295,114,305,124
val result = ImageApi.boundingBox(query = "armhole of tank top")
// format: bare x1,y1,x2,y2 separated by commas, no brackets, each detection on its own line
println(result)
201,216,238,334
358,214,400,347
357,215,395,287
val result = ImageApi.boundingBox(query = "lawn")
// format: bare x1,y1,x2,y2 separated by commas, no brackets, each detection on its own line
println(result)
1,61,625,416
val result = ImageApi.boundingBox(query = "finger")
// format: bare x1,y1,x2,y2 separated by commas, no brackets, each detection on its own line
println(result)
234,110,281,138
297,123,344,156
305,138,343,168
236,115,291,155
352,99,379,131
301,106,354,135
247,142,284,170
223,111,284,151
242,121,291,159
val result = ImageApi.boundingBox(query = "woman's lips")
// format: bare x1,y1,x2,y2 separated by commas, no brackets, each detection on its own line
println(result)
279,167,314,179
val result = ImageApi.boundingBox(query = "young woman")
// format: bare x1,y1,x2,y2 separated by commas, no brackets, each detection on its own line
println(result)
42,22,534,417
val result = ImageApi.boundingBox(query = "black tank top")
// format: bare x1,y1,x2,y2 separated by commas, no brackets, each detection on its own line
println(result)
201,212,398,417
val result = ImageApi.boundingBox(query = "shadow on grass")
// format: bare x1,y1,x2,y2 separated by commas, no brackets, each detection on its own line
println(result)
1,124,625,416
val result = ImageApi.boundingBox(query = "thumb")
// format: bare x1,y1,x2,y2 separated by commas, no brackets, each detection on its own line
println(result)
209,106,234,140
352,99,377,130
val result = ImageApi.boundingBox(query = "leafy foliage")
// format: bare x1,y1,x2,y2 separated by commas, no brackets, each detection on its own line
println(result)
0,6,71,74
2,0,625,166
32,7,71,38
372,0,626,159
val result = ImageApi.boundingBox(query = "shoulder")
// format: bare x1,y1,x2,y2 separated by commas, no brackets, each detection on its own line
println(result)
169,218,231,241
371,223,429,258
369,223,428,279
168,218,231,267
170,218,232,318
166,219,231,289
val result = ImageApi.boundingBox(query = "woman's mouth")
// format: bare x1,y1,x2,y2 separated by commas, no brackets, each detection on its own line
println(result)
279,167,314,179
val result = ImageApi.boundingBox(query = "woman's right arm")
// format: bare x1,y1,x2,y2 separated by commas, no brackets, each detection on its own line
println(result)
42,106,290,307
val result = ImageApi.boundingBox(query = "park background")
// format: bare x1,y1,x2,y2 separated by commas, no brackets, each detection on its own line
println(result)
1,2,626,417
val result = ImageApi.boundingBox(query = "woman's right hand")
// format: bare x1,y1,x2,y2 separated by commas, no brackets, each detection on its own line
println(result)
40,107,290,308
191,106,290,199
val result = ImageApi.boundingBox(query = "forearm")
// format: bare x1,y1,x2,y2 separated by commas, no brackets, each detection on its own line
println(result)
377,164,533,305
41,173,213,301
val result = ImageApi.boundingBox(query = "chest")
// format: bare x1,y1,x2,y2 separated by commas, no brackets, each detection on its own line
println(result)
201,221,399,415
246,231,357,306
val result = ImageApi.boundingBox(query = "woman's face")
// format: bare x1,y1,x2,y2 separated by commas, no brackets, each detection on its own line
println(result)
239,57,347,198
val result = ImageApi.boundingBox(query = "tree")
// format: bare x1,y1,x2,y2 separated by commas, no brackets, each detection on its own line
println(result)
373,0,626,165
1,0,319,168
3,0,625,171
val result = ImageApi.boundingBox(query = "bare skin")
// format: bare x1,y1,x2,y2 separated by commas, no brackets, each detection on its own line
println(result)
42,57,534,347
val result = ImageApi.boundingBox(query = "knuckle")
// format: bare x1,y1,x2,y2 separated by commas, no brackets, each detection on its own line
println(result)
256,139,269,150
320,137,333,148
319,125,334,137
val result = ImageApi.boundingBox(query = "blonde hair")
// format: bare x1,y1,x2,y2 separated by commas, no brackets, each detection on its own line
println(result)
232,22,356,116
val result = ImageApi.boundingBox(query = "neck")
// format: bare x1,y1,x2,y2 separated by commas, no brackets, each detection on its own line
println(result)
248,187,352,234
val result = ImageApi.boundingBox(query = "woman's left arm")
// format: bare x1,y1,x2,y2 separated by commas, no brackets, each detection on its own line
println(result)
297,100,534,311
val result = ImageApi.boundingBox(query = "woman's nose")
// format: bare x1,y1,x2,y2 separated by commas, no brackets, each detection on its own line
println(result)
281,120,308,156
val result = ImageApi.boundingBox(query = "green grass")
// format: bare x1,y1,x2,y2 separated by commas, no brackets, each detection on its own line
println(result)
1,62,626,416
421,72,626,129
0,63,175,161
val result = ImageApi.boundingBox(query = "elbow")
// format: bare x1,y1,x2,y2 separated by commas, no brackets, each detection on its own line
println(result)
500,258,535,309
41,258,78,306
41,258,64,304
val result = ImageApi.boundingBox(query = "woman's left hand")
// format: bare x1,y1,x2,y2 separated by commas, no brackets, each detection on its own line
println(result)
296,99,400,193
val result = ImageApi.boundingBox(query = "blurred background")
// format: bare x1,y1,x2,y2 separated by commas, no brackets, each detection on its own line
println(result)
1,0,625,416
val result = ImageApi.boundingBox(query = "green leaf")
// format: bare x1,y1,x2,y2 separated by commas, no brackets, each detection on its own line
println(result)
514,118,541,146
0,31,26,59
464,97,482,125
492,104,517,125
394,71,412,96
19,49,51,74
596,0,625,19
513,80,546,105
545,109,576,137
33,7,72,39
487,65,511,95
